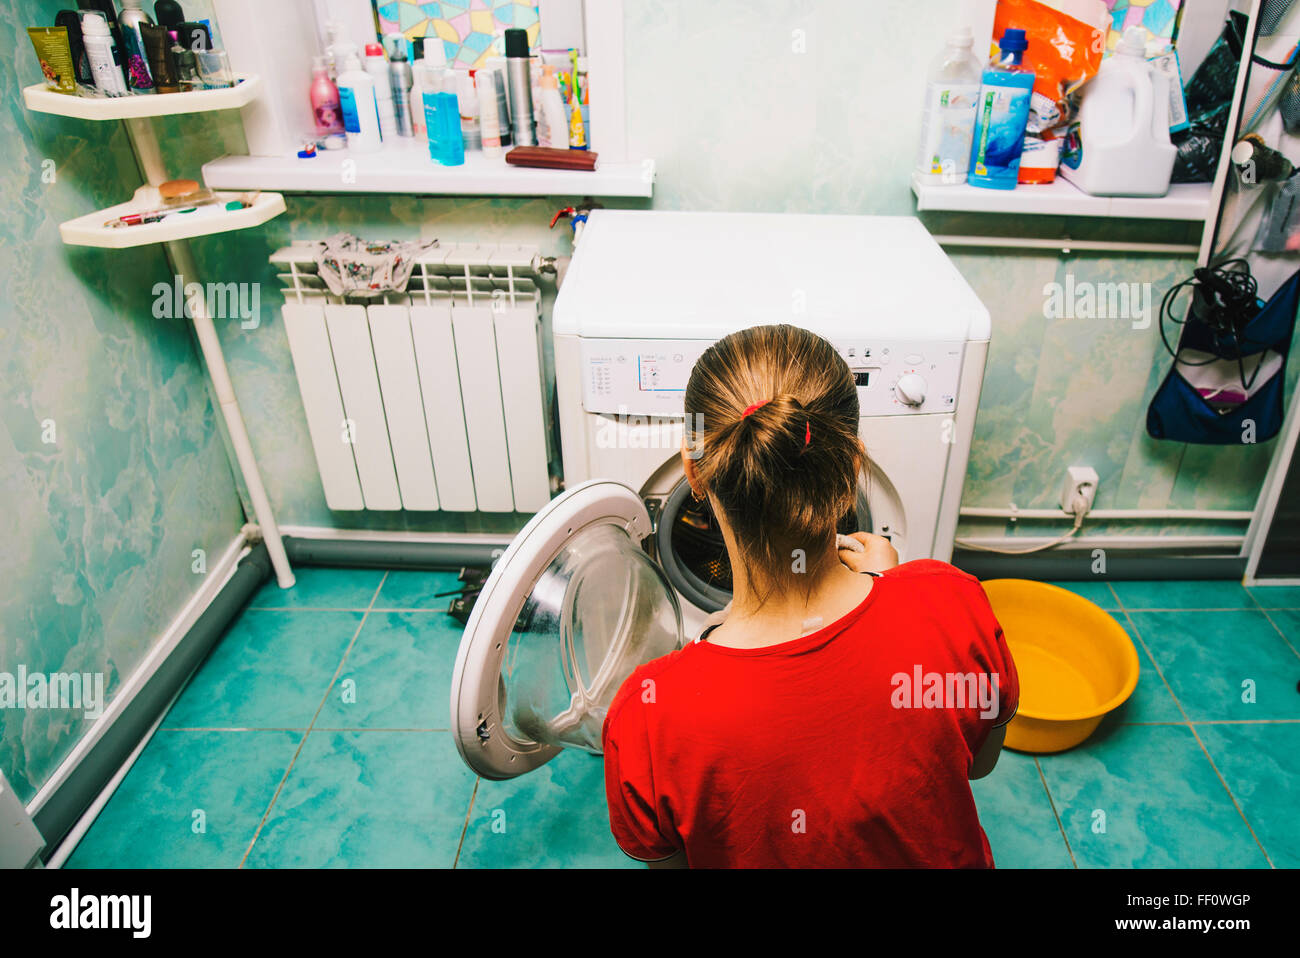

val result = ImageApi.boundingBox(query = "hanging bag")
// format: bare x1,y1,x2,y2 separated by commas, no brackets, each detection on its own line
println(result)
1147,262,1300,444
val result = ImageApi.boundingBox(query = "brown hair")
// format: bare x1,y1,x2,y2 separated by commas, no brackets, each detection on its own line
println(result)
683,324,862,603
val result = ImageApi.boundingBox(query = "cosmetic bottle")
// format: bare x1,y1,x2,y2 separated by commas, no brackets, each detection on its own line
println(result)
116,0,156,92
81,12,129,96
310,55,345,136
410,38,429,136
169,30,200,92
457,71,481,150
425,86,464,166
475,70,503,157
76,0,129,87
364,43,397,142
53,11,93,86
153,0,185,30
139,23,178,93
503,28,535,146
539,65,568,149
336,52,382,153
385,34,415,137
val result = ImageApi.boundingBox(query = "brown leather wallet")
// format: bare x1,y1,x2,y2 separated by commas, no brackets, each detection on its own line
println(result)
505,146,598,171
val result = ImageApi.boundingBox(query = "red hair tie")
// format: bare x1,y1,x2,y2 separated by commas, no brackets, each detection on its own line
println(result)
741,400,770,417
804,421,811,447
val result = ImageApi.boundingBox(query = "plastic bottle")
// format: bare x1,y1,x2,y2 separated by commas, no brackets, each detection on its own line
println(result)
117,0,155,93
457,72,482,150
968,28,1035,190
336,53,382,153
310,55,345,137
364,42,397,142
425,85,464,166
476,70,503,157
914,27,981,185
385,35,415,137
1058,26,1177,197
81,12,129,96
538,65,568,149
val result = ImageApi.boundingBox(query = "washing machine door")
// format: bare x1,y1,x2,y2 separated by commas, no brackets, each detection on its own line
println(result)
450,479,684,780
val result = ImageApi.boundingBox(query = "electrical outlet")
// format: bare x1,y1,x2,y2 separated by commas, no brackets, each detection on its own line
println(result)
1060,466,1099,516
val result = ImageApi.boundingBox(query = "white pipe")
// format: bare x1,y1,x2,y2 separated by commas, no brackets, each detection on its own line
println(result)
173,240,295,588
956,534,1245,550
122,111,293,588
932,235,1199,255
960,507,1255,521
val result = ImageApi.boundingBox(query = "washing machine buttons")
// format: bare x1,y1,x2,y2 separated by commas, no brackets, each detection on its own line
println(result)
894,373,927,407
905,353,924,365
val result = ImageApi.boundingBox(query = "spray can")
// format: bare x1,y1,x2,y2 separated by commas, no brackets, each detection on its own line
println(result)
503,28,535,146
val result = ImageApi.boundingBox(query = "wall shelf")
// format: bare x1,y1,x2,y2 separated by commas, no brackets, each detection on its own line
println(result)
202,142,655,198
59,185,286,249
912,173,1212,221
22,76,262,121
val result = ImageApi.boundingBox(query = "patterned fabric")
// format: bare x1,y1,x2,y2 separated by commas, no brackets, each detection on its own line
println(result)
373,0,541,70
312,233,438,296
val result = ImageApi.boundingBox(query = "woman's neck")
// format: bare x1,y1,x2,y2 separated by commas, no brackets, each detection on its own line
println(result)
708,523,874,649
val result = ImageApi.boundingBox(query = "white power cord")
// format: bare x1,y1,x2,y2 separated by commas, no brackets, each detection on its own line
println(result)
955,495,1090,555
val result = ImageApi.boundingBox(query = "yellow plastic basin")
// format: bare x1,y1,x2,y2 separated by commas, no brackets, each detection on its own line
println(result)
982,579,1140,754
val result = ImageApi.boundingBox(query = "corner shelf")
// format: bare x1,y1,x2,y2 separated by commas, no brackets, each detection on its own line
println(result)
202,141,655,198
60,185,286,249
22,75,262,120
911,173,1212,221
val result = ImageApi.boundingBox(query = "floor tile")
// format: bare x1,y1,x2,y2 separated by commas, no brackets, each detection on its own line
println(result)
162,610,362,729
457,748,639,869
247,567,386,610
372,570,466,610
1264,608,1300,652
1196,722,1300,868
1045,580,1119,610
64,730,301,869
315,611,462,729
244,730,475,868
971,750,1073,868
1035,723,1268,868
1111,580,1255,610
1112,626,1184,723
1127,611,1300,721
1247,586,1300,609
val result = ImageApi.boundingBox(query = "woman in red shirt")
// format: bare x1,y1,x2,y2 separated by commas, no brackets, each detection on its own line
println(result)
601,324,1018,868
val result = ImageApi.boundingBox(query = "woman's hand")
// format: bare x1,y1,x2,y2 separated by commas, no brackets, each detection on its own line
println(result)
837,533,899,574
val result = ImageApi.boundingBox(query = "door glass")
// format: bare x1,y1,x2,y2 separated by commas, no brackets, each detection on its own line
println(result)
501,522,682,753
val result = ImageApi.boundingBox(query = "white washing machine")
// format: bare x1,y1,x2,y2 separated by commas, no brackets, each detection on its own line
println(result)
451,210,990,780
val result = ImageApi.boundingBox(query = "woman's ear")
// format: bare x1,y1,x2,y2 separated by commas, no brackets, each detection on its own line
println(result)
681,438,703,497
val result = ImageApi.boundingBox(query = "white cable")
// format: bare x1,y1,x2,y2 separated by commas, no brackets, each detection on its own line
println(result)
955,496,1089,555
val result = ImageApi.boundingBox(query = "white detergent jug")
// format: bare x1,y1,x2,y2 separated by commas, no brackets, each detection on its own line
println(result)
1060,27,1177,197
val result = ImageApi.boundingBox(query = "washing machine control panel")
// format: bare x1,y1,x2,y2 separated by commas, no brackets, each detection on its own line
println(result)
579,337,966,417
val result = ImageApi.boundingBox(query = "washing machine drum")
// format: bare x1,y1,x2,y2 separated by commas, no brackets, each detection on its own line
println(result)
450,480,683,780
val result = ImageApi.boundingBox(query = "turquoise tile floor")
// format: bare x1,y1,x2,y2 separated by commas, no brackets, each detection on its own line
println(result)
63,570,1300,868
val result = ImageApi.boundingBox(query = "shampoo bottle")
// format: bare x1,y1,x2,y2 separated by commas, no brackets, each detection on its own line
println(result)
425,83,465,166
539,65,568,149
914,27,981,184
968,28,1035,190
336,53,382,153
364,43,397,142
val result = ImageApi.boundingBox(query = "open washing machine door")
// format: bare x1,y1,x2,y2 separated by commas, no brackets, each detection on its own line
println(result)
450,479,684,780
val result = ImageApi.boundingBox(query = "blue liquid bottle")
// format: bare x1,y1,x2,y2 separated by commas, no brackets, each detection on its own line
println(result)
425,88,464,166
968,28,1035,190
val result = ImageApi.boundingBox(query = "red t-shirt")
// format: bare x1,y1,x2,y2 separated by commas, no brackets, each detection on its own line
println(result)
601,559,1018,868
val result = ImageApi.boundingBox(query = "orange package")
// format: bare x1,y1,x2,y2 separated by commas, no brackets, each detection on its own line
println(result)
993,0,1106,182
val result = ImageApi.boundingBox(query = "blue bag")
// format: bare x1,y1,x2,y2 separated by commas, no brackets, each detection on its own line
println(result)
1147,265,1300,444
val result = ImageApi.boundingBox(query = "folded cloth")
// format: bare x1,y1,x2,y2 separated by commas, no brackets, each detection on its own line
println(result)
313,232,438,297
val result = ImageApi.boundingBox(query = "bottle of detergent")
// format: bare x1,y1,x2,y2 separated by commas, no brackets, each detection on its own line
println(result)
968,28,1034,190
1058,27,1177,197
914,27,983,185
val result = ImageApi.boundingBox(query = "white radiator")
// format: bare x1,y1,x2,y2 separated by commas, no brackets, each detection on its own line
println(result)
273,242,551,513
